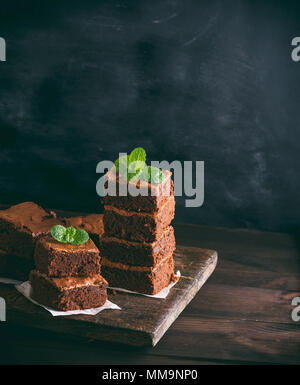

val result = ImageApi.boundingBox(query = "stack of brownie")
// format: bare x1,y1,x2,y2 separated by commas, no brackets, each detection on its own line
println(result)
0,201,108,311
30,227,108,311
101,168,176,295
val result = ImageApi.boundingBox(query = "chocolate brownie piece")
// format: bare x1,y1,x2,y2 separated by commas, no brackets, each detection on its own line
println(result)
0,202,62,259
100,226,175,267
103,195,175,243
34,235,101,277
101,254,175,295
102,169,174,213
62,214,104,248
0,249,34,281
29,270,108,311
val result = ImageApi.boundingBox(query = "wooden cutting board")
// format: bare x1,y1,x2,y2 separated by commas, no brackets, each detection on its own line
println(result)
0,245,217,347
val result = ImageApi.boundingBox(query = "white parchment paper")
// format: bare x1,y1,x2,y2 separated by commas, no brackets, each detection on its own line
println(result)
0,277,23,285
109,270,181,299
15,281,121,317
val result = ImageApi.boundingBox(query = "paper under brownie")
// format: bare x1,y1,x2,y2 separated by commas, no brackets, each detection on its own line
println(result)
103,195,175,243
102,168,173,213
62,214,104,248
29,270,108,311
0,249,34,281
0,202,62,259
100,226,175,267
34,235,101,277
102,253,175,295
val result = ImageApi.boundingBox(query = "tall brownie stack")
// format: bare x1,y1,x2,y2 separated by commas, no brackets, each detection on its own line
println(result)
101,168,176,295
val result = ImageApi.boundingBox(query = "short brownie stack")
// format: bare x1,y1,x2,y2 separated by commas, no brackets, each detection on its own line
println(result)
0,201,108,311
30,232,108,311
101,168,176,295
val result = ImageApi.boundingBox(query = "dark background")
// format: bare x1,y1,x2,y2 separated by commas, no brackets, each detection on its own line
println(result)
0,0,299,232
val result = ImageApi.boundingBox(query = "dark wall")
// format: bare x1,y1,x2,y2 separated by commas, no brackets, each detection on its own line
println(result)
0,0,299,232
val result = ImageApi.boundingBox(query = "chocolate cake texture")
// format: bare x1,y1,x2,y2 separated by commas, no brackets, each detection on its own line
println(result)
103,195,175,243
30,270,108,311
0,249,34,281
0,202,62,259
101,254,174,295
34,235,101,277
100,226,175,267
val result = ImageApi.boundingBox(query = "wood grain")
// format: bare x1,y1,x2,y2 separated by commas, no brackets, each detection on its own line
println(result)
1,216,300,364
0,246,217,347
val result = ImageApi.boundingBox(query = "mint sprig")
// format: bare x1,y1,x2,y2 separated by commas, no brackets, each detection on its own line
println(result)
115,147,146,181
50,225,66,242
71,229,90,245
115,154,130,174
138,165,164,184
114,147,164,184
50,225,89,245
129,147,146,165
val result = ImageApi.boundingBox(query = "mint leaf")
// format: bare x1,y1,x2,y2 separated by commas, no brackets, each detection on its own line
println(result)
127,160,145,174
114,155,129,174
51,225,67,242
70,229,89,245
63,226,77,243
139,166,164,184
129,147,146,164
50,225,89,245
115,149,146,181
128,148,146,179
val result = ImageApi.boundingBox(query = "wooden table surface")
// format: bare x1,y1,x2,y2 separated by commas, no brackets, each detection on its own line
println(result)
1,222,300,365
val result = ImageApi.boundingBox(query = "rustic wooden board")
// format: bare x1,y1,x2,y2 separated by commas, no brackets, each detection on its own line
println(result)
1,220,299,364
0,245,217,347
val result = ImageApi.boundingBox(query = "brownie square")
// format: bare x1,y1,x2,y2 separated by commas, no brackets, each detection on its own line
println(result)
101,254,175,295
0,202,62,259
0,249,34,281
34,235,101,277
103,195,175,243
100,226,175,267
29,270,108,311
102,169,174,213
62,214,104,248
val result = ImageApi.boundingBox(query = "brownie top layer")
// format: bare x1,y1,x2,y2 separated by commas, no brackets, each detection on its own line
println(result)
36,234,99,253
106,167,173,196
31,270,108,289
0,202,61,236
104,194,175,218
63,214,104,237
